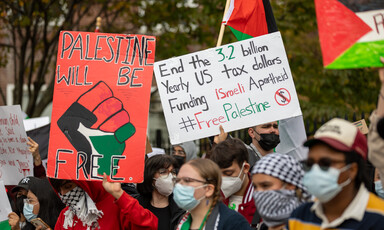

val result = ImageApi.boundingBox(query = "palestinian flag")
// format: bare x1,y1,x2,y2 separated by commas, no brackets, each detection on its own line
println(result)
315,0,384,69
222,0,278,41
222,0,308,160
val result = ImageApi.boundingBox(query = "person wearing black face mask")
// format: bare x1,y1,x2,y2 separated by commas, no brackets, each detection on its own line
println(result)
247,121,280,166
171,141,198,173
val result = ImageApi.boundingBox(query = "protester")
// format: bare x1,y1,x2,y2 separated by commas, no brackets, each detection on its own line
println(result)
49,175,158,230
210,138,256,226
171,141,198,169
8,177,65,230
374,169,384,199
212,121,280,168
173,158,251,230
368,57,384,187
9,177,32,229
289,118,384,229
136,154,185,230
252,153,309,230
246,121,280,166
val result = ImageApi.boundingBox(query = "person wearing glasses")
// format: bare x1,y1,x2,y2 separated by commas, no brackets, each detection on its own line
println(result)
289,118,384,229
136,154,185,230
252,153,310,230
8,177,65,230
173,158,251,230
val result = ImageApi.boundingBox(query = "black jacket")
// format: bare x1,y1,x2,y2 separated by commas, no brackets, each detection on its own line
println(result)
137,194,185,230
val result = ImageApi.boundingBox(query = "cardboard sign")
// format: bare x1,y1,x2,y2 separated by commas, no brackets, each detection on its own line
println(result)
353,119,369,135
154,32,302,144
0,181,12,222
315,0,384,69
47,31,156,183
0,105,33,185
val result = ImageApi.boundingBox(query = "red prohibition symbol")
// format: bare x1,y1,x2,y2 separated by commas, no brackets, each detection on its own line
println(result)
275,88,291,106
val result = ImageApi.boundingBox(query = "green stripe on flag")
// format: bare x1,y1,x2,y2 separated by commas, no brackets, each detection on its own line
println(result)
0,220,11,230
326,40,384,69
228,26,253,41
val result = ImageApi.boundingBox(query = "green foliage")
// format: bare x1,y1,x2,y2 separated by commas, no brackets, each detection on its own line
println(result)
0,0,380,121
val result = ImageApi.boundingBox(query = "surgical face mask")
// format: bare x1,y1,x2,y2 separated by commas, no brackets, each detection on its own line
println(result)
173,183,206,211
256,132,280,151
154,173,174,196
23,202,37,222
221,163,245,198
375,181,384,199
303,164,351,203
253,189,301,227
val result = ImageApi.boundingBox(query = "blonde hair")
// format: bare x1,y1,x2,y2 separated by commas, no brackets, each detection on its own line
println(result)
187,158,222,206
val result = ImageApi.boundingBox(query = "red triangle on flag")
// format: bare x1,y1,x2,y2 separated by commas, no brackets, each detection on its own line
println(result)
226,0,268,38
315,0,372,66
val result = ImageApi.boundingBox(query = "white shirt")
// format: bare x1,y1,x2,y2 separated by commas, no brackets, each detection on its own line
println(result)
310,184,369,229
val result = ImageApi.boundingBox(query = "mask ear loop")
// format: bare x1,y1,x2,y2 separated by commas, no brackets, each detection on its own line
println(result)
238,162,246,182
338,164,352,188
253,128,262,141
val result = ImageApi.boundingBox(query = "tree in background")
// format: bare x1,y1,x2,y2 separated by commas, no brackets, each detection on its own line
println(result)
0,0,380,123
0,0,231,117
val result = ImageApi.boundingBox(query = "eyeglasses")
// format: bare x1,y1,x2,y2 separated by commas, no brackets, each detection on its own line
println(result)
158,168,177,177
24,198,38,205
301,158,346,172
172,177,207,184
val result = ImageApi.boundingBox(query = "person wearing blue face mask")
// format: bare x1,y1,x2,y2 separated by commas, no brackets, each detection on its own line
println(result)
8,177,65,230
173,158,251,230
374,169,384,199
289,118,384,229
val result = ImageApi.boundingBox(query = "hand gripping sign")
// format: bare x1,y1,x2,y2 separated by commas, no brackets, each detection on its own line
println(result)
57,81,135,177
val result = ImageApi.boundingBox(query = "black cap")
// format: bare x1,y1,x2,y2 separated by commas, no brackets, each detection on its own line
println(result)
11,176,36,193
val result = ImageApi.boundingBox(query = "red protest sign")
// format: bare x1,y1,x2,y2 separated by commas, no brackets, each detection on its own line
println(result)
47,31,156,183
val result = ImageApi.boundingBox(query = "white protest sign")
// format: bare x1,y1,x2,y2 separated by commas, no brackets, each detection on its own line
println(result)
23,116,50,131
0,181,12,222
0,105,33,185
154,32,302,144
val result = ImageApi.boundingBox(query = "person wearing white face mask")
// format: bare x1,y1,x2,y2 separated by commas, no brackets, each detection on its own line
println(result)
289,118,384,229
210,138,256,226
136,154,185,230
173,158,251,230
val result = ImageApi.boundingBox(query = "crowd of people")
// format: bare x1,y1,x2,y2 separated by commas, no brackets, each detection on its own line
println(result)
4,62,384,230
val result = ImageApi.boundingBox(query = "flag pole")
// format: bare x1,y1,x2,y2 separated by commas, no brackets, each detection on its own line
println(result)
95,17,102,32
216,0,231,47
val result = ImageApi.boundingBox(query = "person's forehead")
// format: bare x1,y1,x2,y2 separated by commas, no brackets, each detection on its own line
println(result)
27,190,37,199
308,144,345,160
159,165,174,171
178,164,203,179
17,188,28,193
252,173,283,184
221,161,241,171
173,146,184,150
258,121,278,127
